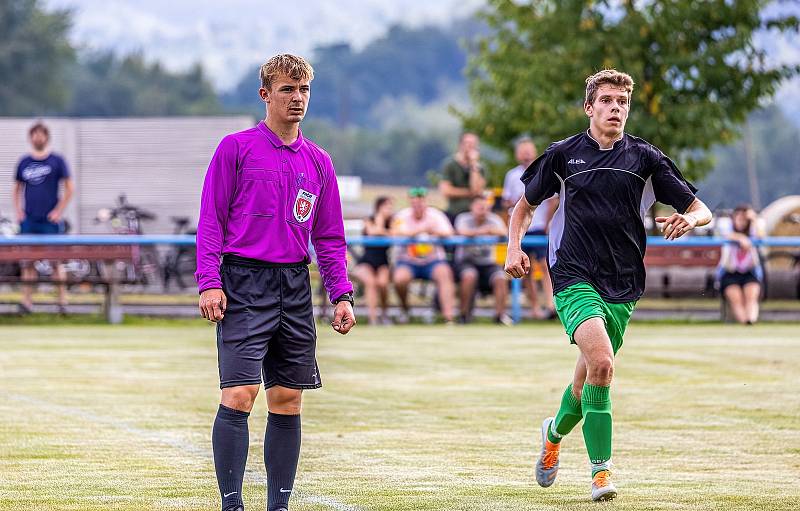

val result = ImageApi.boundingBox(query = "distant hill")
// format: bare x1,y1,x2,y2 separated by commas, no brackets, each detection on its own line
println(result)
49,0,800,128
45,0,485,91
223,19,483,128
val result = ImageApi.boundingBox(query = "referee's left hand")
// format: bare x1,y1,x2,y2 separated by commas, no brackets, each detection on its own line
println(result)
331,302,356,335
199,288,227,322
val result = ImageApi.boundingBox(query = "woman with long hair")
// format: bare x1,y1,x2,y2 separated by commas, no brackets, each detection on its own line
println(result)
719,205,764,324
353,196,394,325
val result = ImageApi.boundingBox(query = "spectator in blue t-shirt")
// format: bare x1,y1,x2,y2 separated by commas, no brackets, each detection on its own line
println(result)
13,122,75,314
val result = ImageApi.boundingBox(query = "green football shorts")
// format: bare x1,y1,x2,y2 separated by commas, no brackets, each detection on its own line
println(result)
553,282,636,355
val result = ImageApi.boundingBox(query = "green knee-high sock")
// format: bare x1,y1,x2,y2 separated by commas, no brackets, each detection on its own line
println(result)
581,383,612,473
547,383,582,444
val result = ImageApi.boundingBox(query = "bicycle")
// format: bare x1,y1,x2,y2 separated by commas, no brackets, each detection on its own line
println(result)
95,194,161,288
162,216,197,291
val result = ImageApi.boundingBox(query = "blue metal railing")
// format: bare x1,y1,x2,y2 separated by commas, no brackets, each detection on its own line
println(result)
0,234,197,246
3,234,799,323
3,234,800,247
345,235,800,248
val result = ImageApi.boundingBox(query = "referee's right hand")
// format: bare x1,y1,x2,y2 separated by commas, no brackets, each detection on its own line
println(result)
199,288,227,322
504,247,531,279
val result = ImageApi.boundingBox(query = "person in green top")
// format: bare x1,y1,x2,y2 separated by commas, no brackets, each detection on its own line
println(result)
438,132,487,223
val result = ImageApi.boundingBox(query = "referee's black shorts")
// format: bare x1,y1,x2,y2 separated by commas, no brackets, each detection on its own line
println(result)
216,254,321,390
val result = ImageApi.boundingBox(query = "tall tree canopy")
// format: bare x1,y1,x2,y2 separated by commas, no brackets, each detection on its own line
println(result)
223,23,472,127
462,0,800,181
0,0,220,117
0,0,74,115
66,52,221,116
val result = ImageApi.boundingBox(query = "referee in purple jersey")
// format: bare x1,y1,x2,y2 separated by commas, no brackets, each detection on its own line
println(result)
195,54,356,511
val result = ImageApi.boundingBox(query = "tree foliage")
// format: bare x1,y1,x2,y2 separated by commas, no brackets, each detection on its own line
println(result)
303,117,453,185
462,0,800,181
0,0,75,115
223,23,472,127
221,22,476,184
0,0,220,117
311,25,467,126
66,52,221,116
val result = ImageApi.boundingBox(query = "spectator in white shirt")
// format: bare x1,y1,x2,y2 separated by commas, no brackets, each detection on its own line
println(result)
501,137,558,319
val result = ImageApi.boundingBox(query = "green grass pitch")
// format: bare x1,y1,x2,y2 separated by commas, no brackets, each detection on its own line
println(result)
1,320,799,510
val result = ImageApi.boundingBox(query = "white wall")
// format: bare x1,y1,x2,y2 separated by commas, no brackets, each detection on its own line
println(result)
0,116,254,233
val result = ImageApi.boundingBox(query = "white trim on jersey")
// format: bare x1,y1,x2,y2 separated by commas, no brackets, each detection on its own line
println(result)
564,167,646,183
548,174,567,268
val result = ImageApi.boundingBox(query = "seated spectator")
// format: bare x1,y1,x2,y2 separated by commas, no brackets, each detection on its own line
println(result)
353,196,394,325
391,187,455,324
502,136,558,319
718,204,765,324
455,195,512,325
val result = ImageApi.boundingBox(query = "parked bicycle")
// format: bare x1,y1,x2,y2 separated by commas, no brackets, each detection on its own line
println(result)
162,216,197,291
95,194,160,288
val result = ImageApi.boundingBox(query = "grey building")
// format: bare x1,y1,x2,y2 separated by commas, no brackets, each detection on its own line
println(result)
0,117,254,234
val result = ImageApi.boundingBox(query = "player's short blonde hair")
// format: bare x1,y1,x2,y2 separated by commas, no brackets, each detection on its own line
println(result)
585,69,634,105
259,54,314,91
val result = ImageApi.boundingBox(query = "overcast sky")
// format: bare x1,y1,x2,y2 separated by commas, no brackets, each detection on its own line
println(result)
45,0,484,90
45,0,799,119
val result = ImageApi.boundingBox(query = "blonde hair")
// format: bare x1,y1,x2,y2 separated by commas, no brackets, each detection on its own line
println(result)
585,69,634,105
259,54,314,91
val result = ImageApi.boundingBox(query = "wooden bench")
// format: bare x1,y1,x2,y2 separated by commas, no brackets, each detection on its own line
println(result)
644,244,721,298
0,244,136,323
643,243,743,320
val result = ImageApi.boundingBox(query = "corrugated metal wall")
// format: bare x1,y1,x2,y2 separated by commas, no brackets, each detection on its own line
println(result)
0,117,254,233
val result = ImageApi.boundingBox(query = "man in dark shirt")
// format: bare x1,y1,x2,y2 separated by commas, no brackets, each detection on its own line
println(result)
505,69,712,501
438,132,487,223
13,122,74,314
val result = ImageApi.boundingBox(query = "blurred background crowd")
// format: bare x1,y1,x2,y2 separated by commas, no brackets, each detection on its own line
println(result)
1,0,799,324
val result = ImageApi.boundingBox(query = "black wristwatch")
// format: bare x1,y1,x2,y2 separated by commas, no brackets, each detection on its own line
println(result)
332,292,354,306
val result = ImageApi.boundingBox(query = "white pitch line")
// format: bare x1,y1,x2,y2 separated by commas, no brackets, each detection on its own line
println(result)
301,494,362,511
9,394,361,511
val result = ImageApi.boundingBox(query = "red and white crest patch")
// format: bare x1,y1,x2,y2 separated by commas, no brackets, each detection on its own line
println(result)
293,189,317,223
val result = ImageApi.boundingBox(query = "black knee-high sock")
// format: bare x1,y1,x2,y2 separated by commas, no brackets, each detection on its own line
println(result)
265,413,301,511
212,404,250,510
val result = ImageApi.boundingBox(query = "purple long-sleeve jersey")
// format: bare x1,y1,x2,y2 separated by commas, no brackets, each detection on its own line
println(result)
195,121,353,302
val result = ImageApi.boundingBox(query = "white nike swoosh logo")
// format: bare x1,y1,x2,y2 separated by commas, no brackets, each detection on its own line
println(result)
223,491,237,497
280,488,292,493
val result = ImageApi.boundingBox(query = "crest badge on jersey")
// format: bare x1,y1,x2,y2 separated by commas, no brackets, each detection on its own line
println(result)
293,189,317,223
